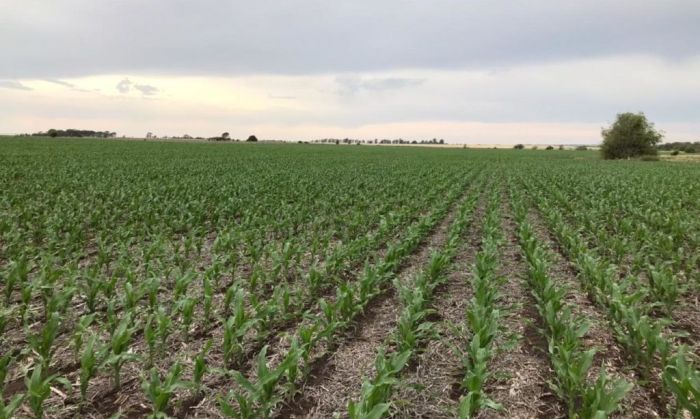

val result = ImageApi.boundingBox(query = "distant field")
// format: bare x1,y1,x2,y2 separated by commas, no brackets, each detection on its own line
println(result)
1,138,698,418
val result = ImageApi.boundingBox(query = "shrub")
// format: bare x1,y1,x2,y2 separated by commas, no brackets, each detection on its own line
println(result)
546,146,554,150
601,112,662,159
639,155,660,162
576,146,588,151
671,150,680,156
514,144,524,150
246,135,258,142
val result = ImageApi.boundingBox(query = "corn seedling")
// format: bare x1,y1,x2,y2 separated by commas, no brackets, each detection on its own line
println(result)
219,345,301,418
105,314,139,389
142,362,193,418
72,313,96,363
25,364,71,418
192,340,212,395
79,334,107,401
347,349,411,419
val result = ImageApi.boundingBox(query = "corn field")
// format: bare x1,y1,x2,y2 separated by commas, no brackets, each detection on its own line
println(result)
1,138,699,418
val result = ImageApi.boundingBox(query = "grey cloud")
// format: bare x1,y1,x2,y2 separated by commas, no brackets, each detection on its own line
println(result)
43,78,75,88
336,76,426,95
133,84,158,96
0,80,32,90
1,1,699,79
44,78,92,93
116,78,132,93
115,78,158,96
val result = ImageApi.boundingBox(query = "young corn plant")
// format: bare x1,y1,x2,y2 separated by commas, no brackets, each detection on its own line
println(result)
192,340,212,395
122,281,145,311
222,293,258,367
458,335,501,418
0,307,11,341
5,257,29,304
156,307,172,352
72,313,96,363
219,345,301,418
646,263,683,315
105,314,139,389
28,313,61,370
178,296,197,342
25,365,71,419
19,281,33,325
144,314,157,367
79,334,107,401
142,362,193,418
579,368,634,419
347,349,412,419
44,285,75,321
173,271,195,301
1,352,16,393
202,275,214,326
0,393,24,419
81,269,103,313
663,349,700,417
146,276,161,312
395,279,435,354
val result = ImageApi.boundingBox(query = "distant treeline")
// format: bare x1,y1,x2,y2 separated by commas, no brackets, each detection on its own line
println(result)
657,141,699,153
313,138,446,145
32,129,117,138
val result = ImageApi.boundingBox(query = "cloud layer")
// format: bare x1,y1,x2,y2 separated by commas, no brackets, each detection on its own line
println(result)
2,1,699,79
1,1,699,142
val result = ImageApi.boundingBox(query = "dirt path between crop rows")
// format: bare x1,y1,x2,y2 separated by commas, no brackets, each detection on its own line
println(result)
389,190,488,418
279,187,480,418
477,190,563,419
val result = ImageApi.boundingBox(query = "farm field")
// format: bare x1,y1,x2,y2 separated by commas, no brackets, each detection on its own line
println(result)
1,138,699,418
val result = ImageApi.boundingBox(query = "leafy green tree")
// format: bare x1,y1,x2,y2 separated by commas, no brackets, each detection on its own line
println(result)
601,112,662,159
246,135,258,142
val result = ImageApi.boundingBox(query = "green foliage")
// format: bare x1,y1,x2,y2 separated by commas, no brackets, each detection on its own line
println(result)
347,350,411,419
79,333,106,400
25,365,71,418
219,345,300,418
1,139,698,418
0,393,24,419
142,362,193,418
105,315,139,389
601,112,662,159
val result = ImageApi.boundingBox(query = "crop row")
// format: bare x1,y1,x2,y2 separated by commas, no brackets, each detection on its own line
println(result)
520,177,700,416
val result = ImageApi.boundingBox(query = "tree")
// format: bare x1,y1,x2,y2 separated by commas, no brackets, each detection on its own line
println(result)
48,129,58,138
546,145,554,150
514,144,524,150
221,132,230,140
246,135,258,142
601,112,662,159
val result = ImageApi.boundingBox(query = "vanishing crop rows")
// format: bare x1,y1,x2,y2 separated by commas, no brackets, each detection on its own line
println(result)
1,139,698,418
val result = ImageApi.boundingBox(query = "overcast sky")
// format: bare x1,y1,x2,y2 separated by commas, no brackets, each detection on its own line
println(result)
1,0,699,143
